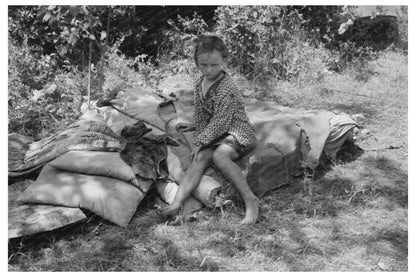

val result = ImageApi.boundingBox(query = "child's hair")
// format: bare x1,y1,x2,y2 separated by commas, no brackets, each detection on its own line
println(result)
193,35,228,65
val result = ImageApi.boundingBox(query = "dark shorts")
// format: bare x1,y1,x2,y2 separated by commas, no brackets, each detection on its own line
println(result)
202,134,256,158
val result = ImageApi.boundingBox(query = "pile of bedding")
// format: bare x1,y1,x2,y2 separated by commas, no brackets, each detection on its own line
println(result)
8,86,359,238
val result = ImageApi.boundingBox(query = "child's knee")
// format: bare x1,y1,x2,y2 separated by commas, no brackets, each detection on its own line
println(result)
193,149,212,166
212,149,229,168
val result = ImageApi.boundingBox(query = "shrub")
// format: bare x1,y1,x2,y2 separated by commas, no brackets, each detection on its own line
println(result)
396,6,408,50
9,38,55,139
8,36,85,139
157,12,209,63
325,41,378,82
340,15,400,51
215,6,331,84
99,36,160,95
286,42,332,86
290,5,344,48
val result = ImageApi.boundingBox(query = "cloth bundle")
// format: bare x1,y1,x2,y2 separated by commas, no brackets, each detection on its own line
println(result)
9,85,360,237
96,87,360,200
9,111,161,235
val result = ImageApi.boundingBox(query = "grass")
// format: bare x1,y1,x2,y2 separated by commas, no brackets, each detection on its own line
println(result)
8,49,408,271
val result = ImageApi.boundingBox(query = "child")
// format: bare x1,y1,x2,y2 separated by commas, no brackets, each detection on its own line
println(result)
160,35,259,224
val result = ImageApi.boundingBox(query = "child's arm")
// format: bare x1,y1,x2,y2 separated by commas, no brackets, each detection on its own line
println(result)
176,122,195,132
194,88,237,147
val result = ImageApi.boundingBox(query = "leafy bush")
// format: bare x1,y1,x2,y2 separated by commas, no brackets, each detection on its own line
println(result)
8,6,140,69
8,5,407,141
325,41,378,82
98,36,160,96
340,15,400,51
8,37,58,91
290,5,344,48
215,6,331,84
286,42,332,86
396,6,408,50
8,37,85,139
157,12,209,63
8,27,162,140
9,38,54,138
156,6,337,87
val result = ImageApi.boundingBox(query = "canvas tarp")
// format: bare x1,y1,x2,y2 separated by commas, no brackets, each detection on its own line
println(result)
96,87,359,198
9,85,359,236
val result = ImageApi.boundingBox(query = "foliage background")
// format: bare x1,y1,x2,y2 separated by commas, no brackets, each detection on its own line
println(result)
8,5,407,140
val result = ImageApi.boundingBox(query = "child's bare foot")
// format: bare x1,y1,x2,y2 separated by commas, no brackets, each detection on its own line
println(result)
241,196,259,224
159,202,181,218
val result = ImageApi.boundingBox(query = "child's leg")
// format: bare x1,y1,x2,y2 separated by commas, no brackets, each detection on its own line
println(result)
160,148,213,217
212,144,259,224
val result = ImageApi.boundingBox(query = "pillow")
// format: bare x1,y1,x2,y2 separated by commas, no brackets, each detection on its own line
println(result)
9,180,86,238
49,150,140,188
19,165,143,227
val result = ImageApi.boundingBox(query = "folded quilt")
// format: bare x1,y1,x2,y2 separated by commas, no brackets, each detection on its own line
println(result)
9,114,125,178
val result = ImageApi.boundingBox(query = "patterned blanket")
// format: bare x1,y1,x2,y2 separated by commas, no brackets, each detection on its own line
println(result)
9,113,125,179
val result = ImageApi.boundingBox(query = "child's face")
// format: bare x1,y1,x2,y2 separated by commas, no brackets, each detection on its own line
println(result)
197,50,224,81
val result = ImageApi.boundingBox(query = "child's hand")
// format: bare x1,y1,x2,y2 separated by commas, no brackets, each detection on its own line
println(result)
176,123,195,132
191,146,202,161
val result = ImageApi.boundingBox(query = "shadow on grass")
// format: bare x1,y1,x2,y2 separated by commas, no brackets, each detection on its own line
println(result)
315,141,365,177
8,149,407,271
374,228,408,257
359,155,408,208
314,143,407,209
254,142,408,270
8,215,97,265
